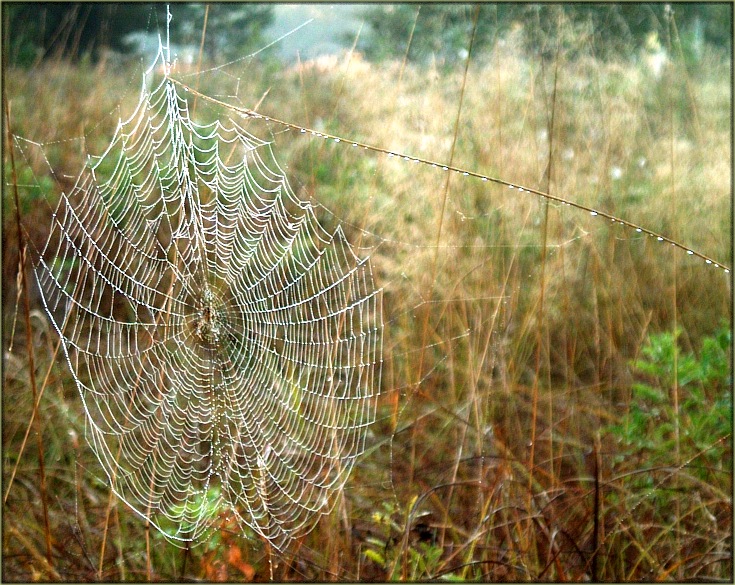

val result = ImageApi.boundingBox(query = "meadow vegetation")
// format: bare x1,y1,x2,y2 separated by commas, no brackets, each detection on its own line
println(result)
3,8,731,582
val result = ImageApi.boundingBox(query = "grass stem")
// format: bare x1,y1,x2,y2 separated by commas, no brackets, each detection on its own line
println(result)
5,95,54,568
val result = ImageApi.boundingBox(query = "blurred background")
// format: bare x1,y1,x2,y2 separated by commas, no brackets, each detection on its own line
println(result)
5,3,732,66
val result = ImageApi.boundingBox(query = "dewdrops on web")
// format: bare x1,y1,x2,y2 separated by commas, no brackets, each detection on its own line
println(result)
34,54,383,552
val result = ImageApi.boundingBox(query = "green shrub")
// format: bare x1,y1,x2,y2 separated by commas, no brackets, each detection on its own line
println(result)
607,324,731,483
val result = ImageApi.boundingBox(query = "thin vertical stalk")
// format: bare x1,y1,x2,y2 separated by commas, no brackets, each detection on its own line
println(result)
146,521,152,581
191,3,209,118
98,485,116,578
180,542,191,580
403,6,480,578
528,23,560,516
415,4,480,389
5,97,54,568
4,336,62,504
114,505,126,580
665,8,682,579
398,5,420,86
591,430,602,581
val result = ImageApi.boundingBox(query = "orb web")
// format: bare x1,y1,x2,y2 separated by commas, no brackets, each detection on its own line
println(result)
34,58,383,550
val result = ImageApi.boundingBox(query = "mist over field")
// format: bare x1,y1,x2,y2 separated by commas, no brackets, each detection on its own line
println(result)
266,4,365,60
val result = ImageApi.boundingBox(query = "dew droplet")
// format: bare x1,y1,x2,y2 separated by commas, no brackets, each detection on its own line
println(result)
590,211,598,216
462,172,469,176
508,185,515,189
687,250,694,255
657,236,664,241
636,228,642,233
442,166,449,171
334,138,340,143
481,177,488,181
706,259,712,264
300,128,306,133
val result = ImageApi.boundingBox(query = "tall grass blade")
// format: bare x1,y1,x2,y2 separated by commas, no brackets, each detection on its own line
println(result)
5,97,54,569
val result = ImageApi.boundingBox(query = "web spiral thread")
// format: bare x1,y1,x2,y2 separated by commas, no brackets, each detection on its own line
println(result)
35,68,383,550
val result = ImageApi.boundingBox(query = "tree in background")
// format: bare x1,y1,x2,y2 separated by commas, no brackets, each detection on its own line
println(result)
4,3,274,67
159,4,273,63
357,3,732,66
356,4,497,64
5,3,145,65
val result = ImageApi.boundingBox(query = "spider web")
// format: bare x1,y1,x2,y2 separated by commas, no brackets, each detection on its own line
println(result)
34,47,383,550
